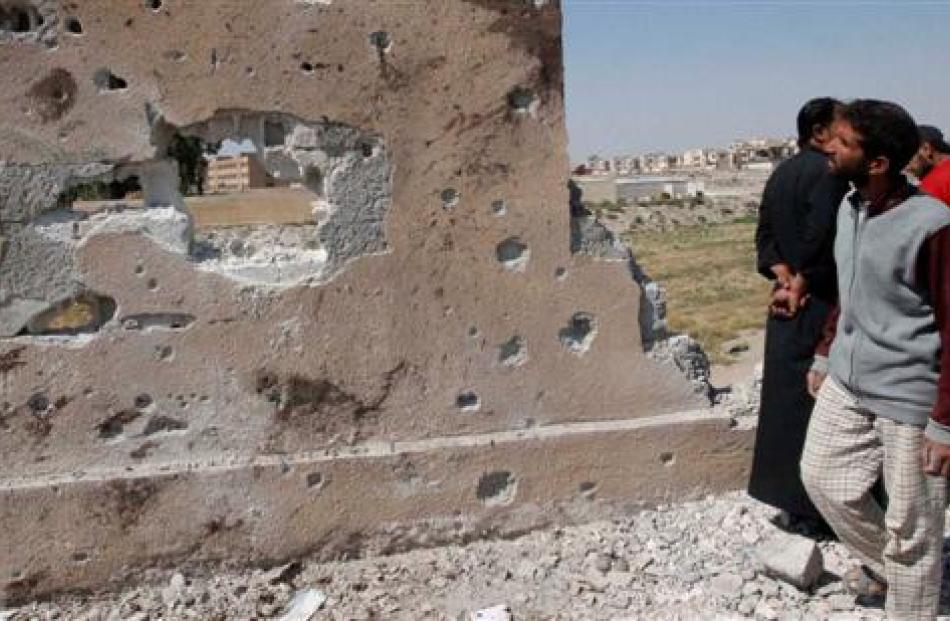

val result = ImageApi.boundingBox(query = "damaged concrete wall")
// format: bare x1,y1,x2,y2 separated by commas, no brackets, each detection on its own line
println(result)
0,0,752,603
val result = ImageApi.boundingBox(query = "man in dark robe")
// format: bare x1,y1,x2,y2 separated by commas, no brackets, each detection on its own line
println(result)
748,98,850,524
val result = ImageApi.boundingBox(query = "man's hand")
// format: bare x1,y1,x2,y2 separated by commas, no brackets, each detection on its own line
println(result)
787,273,810,313
770,263,793,288
770,287,796,318
922,438,950,478
807,370,826,398
768,267,809,319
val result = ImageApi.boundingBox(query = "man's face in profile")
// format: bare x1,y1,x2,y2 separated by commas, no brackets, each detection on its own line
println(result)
826,119,870,185
905,142,935,180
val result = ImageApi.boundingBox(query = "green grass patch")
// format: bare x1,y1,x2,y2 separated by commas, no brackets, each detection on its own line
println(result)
624,222,770,365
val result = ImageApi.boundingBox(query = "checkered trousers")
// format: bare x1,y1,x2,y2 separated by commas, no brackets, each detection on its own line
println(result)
801,376,947,620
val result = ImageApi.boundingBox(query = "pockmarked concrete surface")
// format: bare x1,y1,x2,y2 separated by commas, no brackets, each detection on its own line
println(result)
0,0,752,603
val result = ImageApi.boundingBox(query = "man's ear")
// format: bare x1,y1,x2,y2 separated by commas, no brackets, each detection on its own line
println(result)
868,155,890,177
813,123,831,145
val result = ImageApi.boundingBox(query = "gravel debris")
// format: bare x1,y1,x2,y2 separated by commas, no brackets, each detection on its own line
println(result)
7,492,950,620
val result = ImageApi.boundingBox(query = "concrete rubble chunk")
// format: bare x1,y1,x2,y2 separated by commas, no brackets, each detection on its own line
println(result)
757,531,824,590
709,572,744,597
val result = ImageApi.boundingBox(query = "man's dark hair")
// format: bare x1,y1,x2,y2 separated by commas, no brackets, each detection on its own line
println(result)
840,99,921,178
796,97,841,147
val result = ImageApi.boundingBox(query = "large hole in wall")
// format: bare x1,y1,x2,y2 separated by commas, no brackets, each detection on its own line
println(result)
17,293,116,337
171,110,392,286
0,157,185,338
60,176,142,210
0,110,391,339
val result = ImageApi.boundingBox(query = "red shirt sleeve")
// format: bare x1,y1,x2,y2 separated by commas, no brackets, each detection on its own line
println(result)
921,161,950,207
815,304,839,359
921,226,950,429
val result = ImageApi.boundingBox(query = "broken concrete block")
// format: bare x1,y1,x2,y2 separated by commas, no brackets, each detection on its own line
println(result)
709,572,744,597
757,532,824,590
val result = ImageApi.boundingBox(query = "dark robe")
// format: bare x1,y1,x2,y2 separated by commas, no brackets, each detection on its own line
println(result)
748,147,849,519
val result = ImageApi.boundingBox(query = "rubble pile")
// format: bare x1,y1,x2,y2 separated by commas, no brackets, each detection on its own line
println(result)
8,492,945,620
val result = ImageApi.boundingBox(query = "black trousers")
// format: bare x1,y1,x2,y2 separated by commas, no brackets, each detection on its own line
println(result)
748,298,831,520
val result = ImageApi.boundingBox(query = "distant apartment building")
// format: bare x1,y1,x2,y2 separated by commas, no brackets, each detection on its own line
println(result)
585,155,612,175
637,153,671,174
730,138,797,170
571,136,797,178
205,154,274,194
681,148,707,169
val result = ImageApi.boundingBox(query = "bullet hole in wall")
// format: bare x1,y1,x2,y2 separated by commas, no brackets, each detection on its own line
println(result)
121,313,195,332
455,392,480,413
65,17,82,35
93,68,128,92
498,335,527,368
507,87,538,114
97,410,141,439
142,415,188,436
558,312,598,355
476,471,518,506
0,1,43,34
579,481,598,499
441,188,460,210
369,30,391,54
495,237,529,272
27,392,49,413
306,472,325,489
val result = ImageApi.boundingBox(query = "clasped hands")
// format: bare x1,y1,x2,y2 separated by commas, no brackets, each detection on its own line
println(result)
769,264,809,319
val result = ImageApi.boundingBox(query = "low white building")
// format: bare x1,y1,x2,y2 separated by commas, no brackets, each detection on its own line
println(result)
616,176,705,203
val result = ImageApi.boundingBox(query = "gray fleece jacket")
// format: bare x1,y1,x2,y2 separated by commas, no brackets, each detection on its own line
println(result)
812,188,950,440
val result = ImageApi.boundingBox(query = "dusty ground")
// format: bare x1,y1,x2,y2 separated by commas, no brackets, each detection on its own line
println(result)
186,188,317,229
711,329,765,391
8,491,950,621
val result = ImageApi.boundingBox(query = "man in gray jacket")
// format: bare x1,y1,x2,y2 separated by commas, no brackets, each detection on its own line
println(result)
801,99,950,619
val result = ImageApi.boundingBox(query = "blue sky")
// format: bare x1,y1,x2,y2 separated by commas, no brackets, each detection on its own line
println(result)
563,0,950,161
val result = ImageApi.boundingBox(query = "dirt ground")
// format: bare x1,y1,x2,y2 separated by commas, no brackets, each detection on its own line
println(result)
186,188,318,230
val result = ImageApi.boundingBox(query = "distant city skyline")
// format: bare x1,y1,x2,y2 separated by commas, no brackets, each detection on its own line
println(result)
563,0,950,161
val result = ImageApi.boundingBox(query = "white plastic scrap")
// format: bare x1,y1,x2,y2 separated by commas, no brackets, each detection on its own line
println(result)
472,604,513,621
278,588,327,621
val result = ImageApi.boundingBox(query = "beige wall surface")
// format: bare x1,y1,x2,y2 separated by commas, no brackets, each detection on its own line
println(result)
0,0,749,603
